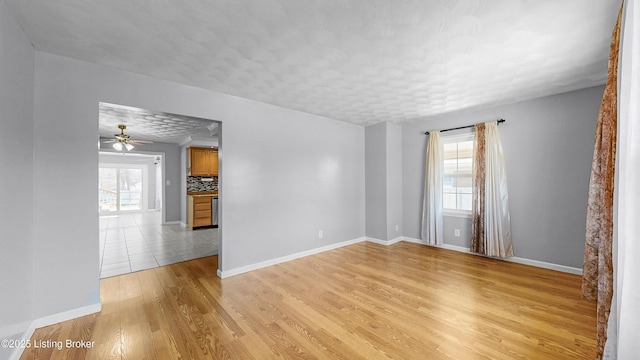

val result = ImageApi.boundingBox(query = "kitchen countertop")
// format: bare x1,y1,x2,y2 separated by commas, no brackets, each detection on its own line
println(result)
187,191,218,197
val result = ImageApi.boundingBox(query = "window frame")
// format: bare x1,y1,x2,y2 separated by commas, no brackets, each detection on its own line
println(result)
440,131,474,218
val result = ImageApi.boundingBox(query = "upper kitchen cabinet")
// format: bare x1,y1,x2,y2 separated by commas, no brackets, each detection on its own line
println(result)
189,147,218,176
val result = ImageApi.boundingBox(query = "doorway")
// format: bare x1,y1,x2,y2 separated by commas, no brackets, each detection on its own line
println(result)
98,102,221,278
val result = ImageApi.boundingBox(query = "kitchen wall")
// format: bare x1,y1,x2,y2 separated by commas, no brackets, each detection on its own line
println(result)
187,176,218,192
181,139,219,224
0,0,35,357
402,85,604,269
30,51,365,322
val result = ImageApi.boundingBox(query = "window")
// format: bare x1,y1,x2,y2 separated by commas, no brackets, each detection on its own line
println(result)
99,165,147,213
442,134,473,212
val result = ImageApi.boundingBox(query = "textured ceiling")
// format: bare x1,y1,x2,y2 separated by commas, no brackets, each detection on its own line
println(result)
7,0,620,125
99,102,218,144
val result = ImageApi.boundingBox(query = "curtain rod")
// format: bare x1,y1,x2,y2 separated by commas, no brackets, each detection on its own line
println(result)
424,119,506,135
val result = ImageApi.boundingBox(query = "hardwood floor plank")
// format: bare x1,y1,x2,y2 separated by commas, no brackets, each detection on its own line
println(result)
21,242,596,359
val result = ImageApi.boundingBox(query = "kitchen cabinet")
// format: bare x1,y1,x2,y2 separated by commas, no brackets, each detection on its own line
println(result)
189,147,218,176
188,195,213,228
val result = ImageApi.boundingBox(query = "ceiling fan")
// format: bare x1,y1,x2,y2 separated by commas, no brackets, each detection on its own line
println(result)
104,124,153,151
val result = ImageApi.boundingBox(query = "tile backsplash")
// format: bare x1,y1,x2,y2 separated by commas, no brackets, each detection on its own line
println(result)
187,176,218,192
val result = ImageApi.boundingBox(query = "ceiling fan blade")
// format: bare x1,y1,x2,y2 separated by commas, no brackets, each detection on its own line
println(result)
131,140,154,144
103,140,116,143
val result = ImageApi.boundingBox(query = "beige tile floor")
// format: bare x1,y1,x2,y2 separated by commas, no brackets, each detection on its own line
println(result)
99,212,218,278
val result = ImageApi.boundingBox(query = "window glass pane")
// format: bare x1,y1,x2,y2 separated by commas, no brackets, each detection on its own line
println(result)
443,143,457,160
441,137,473,212
459,194,472,211
99,168,117,212
458,141,473,158
443,159,457,174
457,176,472,189
457,158,472,175
443,193,456,209
119,168,142,211
443,177,454,189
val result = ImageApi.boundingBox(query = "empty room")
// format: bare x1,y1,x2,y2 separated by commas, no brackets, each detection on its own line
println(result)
1,0,638,359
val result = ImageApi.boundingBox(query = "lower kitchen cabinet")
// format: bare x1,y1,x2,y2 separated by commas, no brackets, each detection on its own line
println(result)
188,195,212,228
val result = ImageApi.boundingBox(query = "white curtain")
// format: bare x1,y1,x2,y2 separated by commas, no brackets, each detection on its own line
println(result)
422,131,443,245
471,121,513,258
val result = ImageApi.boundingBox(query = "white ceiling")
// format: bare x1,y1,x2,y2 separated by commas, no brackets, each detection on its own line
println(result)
99,102,218,144
7,0,620,126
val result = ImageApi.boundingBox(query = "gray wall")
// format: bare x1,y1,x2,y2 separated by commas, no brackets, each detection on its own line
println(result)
365,122,403,241
126,142,180,221
365,123,387,239
30,51,365,320
402,86,604,268
386,123,403,240
0,0,35,355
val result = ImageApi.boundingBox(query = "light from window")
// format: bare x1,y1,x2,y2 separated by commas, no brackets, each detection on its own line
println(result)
443,140,472,211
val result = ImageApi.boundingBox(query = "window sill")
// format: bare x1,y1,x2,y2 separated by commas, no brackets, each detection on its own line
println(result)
443,210,472,219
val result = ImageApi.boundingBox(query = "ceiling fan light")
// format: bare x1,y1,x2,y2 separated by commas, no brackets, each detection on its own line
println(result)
125,143,134,151
113,142,123,151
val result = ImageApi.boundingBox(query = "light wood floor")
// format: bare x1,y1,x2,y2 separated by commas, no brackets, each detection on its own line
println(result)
20,242,596,359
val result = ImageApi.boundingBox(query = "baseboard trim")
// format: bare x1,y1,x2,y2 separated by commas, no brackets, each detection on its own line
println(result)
218,235,582,278
402,237,582,275
6,303,101,360
163,221,182,226
6,325,35,360
32,303,102,329
0,321,31,339
1,320,34,360
365,237,403,246
218,237,367,278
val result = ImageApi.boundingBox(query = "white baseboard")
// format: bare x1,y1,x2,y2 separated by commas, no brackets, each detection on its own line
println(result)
162,221,182,226
218,235,582,278
0,321,31,339
218,237,367,278
402,236,429,245
504,255,582,275
5,303,101,360
365,236,403,246
32,303,102,329
402,237,582,275
5,325,35,360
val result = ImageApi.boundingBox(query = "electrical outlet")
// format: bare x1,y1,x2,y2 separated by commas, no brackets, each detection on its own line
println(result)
454,229,460,237
395,225,399,232
318,230,324,239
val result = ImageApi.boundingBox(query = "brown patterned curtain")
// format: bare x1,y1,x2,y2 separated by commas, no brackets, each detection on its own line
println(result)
471,122,513,258
581,4,622,359
470,123,486,254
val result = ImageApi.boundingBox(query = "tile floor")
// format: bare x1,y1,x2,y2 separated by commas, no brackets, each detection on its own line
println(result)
99,211,218,278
